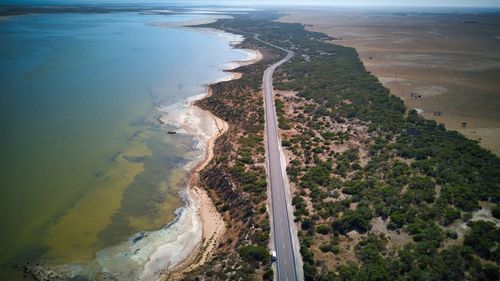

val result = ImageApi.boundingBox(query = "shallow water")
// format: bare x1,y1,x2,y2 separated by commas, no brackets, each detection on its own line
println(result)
0,12,247,280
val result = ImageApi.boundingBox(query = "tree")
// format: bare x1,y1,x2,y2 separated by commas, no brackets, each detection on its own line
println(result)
337,206,373,234
492,204,500,219
239,245,269,263
355,234,386,263
442,206,461,225
464,220,500,262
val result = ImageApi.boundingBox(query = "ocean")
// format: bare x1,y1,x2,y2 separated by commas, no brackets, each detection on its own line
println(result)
0,11,248,280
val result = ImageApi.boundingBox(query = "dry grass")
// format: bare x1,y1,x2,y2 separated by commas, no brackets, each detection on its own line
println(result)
280,9,500,155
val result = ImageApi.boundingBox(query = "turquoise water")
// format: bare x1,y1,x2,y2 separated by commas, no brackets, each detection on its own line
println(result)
0,12,246,279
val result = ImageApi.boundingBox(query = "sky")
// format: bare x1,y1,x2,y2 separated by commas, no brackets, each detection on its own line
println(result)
242,0,500,7
2,0,500,7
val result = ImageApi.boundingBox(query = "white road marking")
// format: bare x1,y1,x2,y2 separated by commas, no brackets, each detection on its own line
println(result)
259,34,298,281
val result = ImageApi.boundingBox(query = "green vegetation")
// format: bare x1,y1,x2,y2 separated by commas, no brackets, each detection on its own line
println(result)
184,16,286,281
276,99,290,129
216,11,500,281
239,245,270,263
464,221,500,262
188,12,500,281
493,204,500,219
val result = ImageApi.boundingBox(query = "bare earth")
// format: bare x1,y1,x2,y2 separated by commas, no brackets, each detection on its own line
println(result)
280,8,500,155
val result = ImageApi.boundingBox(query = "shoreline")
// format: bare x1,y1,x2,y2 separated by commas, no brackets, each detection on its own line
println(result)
156,40,262,279
150,14,232,28
159,87,228,280
23,24,263,281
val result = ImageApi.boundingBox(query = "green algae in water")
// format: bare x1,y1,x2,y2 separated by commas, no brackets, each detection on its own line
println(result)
0,11,249,280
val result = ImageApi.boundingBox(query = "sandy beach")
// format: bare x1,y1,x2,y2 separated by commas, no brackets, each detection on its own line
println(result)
157,89,228,280
156,43,262,280
226,49,263,79
149,14,232,28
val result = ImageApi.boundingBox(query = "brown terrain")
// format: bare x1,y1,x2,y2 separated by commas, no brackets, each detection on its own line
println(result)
275,89,413,270
280,8,500,155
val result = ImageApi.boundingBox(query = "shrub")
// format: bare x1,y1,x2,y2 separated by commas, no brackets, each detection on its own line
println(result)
355,234,386,263
492,204,500,219
239,245,269,262
464,220,500,262
316,224,330,235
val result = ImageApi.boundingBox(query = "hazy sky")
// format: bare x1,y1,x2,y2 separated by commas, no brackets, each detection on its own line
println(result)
3,0,500,7
242,0,500,7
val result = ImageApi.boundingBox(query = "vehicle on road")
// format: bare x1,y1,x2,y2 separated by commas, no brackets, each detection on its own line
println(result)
271,250,277,262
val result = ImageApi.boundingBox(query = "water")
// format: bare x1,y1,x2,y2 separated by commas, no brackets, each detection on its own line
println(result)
0,12,247,280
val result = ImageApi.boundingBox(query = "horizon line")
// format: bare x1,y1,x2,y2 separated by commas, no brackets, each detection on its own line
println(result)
2,2,500,9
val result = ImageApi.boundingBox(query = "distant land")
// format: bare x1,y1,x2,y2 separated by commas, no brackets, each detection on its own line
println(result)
281,8,500,155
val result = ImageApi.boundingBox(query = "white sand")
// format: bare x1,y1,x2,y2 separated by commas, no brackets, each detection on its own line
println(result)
84,90,226,281
158,89,229,280
150,15,232,28
93,190,201,281
147,31,261,280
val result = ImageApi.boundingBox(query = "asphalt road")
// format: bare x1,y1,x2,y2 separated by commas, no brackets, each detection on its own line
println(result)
259,38,300,281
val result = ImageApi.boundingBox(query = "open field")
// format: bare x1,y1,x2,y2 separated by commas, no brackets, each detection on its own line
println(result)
280,9,500,155
268,11,500,279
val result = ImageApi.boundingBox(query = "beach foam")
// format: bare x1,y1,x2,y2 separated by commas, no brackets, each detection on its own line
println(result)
158,93,219,169
91,189,201,281
141,42,259,279
85,88,222,280
90,34,257,280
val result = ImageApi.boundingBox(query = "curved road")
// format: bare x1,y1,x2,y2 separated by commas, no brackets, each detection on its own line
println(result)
257,36,301,281
219,20,301,280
